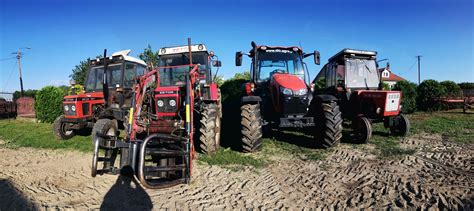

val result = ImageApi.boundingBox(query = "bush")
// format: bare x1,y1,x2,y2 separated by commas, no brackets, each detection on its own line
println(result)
440,80,461,97
35,86,65,123
416,79,446,111
393,80,417,113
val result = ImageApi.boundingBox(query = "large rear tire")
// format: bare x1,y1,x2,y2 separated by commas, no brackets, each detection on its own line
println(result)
198,103,221,155
390,114,410,136
240,103,263,153
53,115,75,140
314,101,343,148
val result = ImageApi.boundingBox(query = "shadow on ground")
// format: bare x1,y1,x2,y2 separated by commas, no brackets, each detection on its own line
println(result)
100,166,153,211
0,179,37,210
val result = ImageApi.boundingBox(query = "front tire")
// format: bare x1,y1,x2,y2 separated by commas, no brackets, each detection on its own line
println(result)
390,114,410,136
353,116,372,144
240,103,263,153
198,103,221,155
53,115,75,140
314,101,343,148
91,119,118,145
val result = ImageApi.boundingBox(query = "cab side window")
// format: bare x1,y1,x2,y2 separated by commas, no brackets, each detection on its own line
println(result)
326,62,336,88
124,63,136,88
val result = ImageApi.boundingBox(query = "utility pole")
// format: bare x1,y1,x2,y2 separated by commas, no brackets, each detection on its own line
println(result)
416,55,422,85
13,47,30,97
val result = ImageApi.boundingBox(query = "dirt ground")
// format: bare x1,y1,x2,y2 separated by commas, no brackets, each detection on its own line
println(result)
0,133,473,210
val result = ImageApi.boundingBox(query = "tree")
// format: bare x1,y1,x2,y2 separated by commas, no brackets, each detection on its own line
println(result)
139,45,159,69
232,71,251,80
393,81,417,113
416,79,446,111
440,80,461,97
213,75,225,86
13,89,38,101
69,59,90,86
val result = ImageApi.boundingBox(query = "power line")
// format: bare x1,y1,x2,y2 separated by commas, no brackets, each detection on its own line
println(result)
398,59,417,76
0,57,16,61
2,60,17,92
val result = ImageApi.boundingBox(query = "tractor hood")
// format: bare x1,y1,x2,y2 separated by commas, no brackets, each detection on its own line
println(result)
271,73,307,91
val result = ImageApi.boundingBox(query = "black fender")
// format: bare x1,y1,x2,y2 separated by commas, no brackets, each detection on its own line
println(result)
241,96,262,104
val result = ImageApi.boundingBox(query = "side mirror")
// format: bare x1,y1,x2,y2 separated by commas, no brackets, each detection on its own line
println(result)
235,51,243,66
212,60,222,67
314,50,320,65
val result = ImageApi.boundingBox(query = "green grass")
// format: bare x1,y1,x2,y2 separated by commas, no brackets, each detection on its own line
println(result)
0,119,91,152
198,148,265,170
408,111,474,144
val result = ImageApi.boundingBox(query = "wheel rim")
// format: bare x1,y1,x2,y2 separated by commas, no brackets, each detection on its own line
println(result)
91,137,100,177
61,122,73,136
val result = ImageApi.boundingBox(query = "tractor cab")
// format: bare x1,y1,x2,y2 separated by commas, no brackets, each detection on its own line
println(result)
314,49,380,94
154,44,221,121
84,49,147,108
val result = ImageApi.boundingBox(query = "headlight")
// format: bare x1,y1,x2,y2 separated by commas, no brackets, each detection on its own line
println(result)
296,88,308,96
71,105,76,112
281,88,293,96
64,105,69,111
169,99,176,107
157,100,164,107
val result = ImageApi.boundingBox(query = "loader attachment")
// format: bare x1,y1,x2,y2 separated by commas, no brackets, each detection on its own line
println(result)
138,133,191,189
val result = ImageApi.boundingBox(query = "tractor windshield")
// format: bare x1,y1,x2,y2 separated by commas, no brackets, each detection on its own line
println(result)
84,64,123,92
345,59,379,89
256,50,304,82
157,52,209,86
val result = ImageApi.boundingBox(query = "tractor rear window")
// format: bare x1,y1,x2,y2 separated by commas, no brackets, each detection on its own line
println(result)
84,64,122,91
345,59,379,89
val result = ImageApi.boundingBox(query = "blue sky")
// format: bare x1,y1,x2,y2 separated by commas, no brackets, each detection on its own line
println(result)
0,0,472,93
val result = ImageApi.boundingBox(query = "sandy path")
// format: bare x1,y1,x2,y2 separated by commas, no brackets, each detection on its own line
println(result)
0,134,473,210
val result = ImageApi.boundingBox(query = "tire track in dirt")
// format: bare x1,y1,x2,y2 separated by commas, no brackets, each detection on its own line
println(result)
0,133,473,209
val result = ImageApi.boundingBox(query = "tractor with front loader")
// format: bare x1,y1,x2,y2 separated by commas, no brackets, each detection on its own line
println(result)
235,42,343,152
314,49,410,143
53,50,147,140
91,39,222,188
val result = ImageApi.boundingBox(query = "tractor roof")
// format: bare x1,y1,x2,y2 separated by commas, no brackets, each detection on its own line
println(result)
90,49,147,67
112,49,147,66
158,44,208,56
328,48,377,61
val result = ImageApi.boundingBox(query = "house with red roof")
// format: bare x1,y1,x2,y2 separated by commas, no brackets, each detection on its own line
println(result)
378,63,406,89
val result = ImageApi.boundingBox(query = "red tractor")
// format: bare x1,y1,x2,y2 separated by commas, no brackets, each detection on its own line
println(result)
91,39,222,188
53,50,147,140
235,42,343,152
314,49,410,143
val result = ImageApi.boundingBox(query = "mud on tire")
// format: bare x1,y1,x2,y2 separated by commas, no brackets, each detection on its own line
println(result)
240,103,263,153
53,115,75,140
314,101,343,148
197,103,221,154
